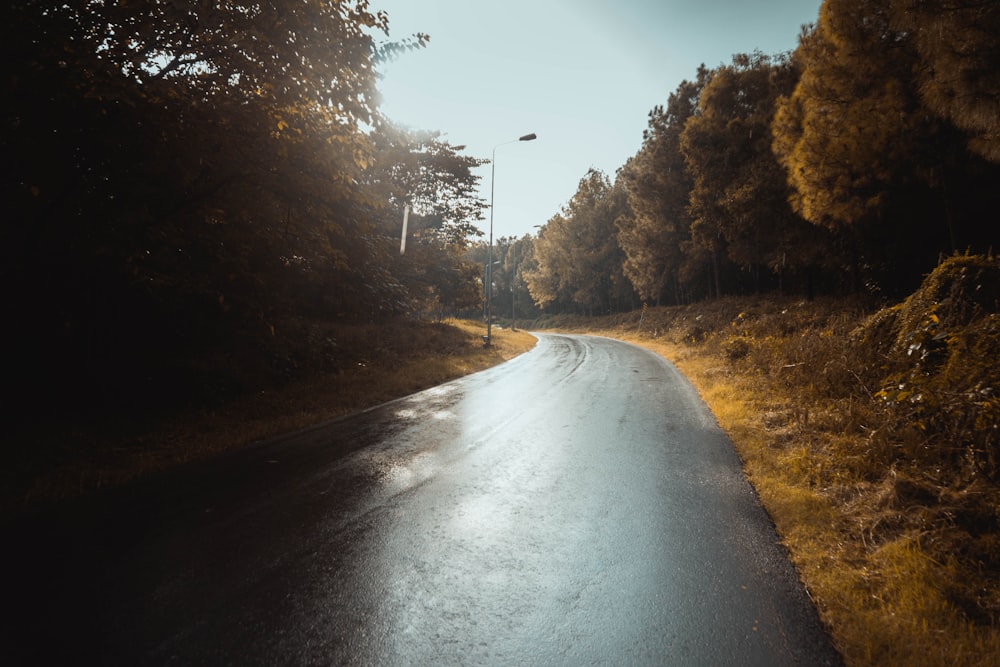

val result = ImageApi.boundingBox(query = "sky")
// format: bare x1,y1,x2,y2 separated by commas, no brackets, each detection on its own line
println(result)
372,0,823,240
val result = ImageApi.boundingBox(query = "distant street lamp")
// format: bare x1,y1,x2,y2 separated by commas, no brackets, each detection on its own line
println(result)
511,239,517,331
485,132,536,347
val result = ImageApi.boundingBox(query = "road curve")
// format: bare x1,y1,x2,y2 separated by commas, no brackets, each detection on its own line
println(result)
3,333,841,665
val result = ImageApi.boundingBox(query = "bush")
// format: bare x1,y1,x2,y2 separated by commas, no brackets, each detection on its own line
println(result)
867,255,1000,480
724,336,750,360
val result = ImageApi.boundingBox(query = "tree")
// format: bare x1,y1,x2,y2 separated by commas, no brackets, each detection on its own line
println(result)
890,0,1000,163
508,235,542,321
526,170,636,314
365,126,487,250
0,0,399,414
771,0,1000,293
46,0,388,120
681,52,825,297
361,125,487,316
495,235,543,322
771,6,929,231
617,69,707,305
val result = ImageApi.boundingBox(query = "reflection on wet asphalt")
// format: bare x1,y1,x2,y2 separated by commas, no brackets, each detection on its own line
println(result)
2,334,842,666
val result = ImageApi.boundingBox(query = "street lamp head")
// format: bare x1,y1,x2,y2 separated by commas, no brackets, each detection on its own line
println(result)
519,133,537,142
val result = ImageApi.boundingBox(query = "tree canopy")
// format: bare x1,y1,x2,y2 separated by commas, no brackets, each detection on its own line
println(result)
616,69,706,305
891,0,1000,163
682,52,825,296
526,169,637,315
1,0,482,417
579,0,1000,313
770,0,1000,291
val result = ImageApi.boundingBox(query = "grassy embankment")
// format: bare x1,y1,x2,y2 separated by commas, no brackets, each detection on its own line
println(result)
4,319,536,517
529,254,1000,667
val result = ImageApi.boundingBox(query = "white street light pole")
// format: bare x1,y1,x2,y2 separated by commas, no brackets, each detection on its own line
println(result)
486,132,536,347
400,204,410,255
511,239,516,331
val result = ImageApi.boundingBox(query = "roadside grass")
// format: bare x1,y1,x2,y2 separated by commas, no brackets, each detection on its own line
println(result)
660,336,999,667
534,281,1000,667
4,318,536,517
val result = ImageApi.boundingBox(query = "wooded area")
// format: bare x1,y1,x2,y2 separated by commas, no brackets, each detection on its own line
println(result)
3,0,999,424
510,0,999,317
3,1,485,423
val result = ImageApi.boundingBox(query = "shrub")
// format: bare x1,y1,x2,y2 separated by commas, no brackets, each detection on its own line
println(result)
723,335,750,360
870,255,1000,480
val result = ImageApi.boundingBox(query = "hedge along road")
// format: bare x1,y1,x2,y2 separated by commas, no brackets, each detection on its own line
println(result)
3,333,842,666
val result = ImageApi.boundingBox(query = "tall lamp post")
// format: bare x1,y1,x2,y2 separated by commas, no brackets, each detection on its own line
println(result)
511,240,517,332
485,132,536,347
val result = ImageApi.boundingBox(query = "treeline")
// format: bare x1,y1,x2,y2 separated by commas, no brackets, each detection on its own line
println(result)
506,0,1000,317
2,1,490,418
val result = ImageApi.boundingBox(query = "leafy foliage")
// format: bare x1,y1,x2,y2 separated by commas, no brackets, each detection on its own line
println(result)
682,52,828,296
1,1,486,423
770,0,1000,294
526,170,637,314
771,1,929,230
617,70,707,306
891,0,1000,163
604,0,1000,309
365,126,487,249
867,255,1000,479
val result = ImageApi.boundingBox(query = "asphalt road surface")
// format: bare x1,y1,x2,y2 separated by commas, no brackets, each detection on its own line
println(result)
3,333,842,665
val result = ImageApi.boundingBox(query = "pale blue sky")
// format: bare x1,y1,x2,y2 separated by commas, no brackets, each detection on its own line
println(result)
372,1,822,239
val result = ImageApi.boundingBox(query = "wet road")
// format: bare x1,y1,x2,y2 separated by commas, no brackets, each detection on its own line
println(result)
3,333,841,665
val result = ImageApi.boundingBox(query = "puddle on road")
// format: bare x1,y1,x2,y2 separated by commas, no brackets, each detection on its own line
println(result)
378,451,441,495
